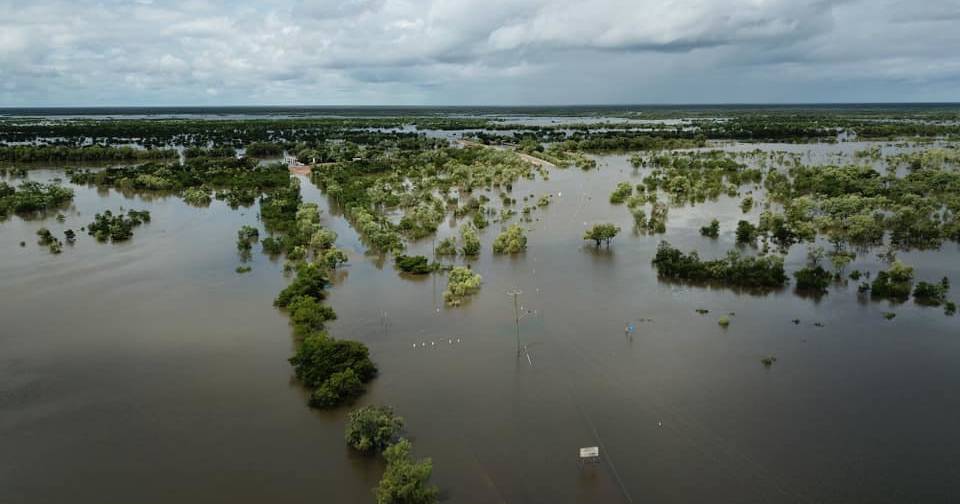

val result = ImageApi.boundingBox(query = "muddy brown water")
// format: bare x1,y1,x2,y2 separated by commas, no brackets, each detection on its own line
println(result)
2,143,960,503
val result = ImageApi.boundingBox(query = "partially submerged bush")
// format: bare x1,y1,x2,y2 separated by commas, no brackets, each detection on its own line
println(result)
275,263,330,307
699,219,720,239
237,225,259,251
375,439,439,504
289,332,376,409
609,182,633,204
459,225,481,256
435,237,457,256
871,260,914,302
443,266,481,306
345,405,404,453
87,209,150,242
492,224,527,254
913,277,950,306
287,295,337,337
395,255,433,275
794,265,832,293
735,220,758,245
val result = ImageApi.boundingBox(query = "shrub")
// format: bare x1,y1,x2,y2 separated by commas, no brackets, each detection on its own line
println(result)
735,220,758,245
345,406,404,453
375,439,439,504
288,295,337,337
492,224,527,254
435,237,457,256
310,369,364,408
395,255,433,274
275,263,329,307
794,265,832,293
699,219,720,239
289,333,376,408
871,260,914,302
459,225,481,256
913,277,950,306
443,266,481,306
237,225,259,251
182,187,212,206
609,182,633,204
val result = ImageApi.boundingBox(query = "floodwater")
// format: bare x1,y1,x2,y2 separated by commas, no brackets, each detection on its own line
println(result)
3,142,960,503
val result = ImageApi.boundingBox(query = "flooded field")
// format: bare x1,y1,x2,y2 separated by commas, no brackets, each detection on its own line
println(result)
3,140,960,504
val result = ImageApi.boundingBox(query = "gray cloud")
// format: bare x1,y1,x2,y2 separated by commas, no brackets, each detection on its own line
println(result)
0,0,957,106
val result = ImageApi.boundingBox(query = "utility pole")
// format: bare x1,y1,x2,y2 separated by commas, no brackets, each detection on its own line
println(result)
507,289,522,355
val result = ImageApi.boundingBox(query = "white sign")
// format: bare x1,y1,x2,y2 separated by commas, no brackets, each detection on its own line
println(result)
579,446,599,458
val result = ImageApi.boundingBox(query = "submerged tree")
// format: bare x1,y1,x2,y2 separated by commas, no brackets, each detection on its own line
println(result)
345,405,404,453
583,223,621,247
492,224,527,254
459,225,481,257
375,439,439,504
699,219,720,239
443,266,482,306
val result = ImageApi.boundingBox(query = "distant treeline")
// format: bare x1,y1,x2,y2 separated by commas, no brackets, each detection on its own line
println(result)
0,144,176,163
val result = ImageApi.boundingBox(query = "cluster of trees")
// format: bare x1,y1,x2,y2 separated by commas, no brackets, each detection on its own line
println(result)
68,158,291,203
651,242,788,289
279,263,376,408
312,146,541,254
0,180,74,218
633,151,761,205
87,209,150,242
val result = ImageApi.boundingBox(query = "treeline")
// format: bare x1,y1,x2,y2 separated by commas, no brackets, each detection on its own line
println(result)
0,117,482,148
0,144,176,163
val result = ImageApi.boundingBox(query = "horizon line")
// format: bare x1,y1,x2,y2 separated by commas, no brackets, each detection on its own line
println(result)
2,101,960,110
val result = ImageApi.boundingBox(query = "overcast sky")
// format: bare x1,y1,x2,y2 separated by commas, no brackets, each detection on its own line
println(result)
1,0,958,106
